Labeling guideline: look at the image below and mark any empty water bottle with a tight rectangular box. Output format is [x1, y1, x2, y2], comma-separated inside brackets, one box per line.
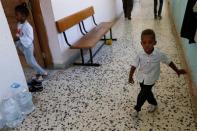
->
[10, 83, 26, 96]
[0, 113, 5, 129]
[1, 98, 24, 128]
[15, 91, 35, 115]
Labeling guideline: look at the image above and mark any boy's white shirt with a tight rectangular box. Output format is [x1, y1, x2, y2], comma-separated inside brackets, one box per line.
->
[132, 48, 171, 85]
[17, 21, 34, 48]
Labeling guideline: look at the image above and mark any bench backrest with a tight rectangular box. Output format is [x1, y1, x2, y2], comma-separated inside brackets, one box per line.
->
[56, 6, 95, 33]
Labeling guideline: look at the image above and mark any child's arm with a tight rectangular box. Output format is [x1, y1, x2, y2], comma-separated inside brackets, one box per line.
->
[169, 62, 186, 77]
[129, 54, 140, 84]
[160, 51, 186, 77]
[129, 66, 136, 84]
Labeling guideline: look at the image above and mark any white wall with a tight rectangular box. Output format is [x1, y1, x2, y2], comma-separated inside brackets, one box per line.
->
[50, 0, 123, 66]
[52, 0, 123, 22]
[0, 2, 27, 100]
[40, 0, 63, 65]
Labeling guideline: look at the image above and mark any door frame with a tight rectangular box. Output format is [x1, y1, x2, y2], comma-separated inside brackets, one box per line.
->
[1, 0, 53, 68]
[30, 0, 53, 68]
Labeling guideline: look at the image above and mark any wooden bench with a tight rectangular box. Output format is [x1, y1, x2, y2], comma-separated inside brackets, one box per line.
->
[56, 6, 117, 66]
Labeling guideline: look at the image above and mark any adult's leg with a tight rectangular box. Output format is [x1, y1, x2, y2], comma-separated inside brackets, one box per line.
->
[122, 0, 128, 18]
[158, 0, 163, 17]
[154, 0, 158, 17]
[127, 0, 133, 19]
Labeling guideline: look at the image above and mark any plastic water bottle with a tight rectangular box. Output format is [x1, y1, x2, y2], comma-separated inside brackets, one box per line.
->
[1, 98, 24, 128]
[15, 91, 35, 115]
[0, 113, 5, 129]
[10, 83, 26, 95]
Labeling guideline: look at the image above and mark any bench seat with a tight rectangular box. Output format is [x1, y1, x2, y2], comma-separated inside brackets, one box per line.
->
[70, 22, 113, 49]
[55, 6, 117, 66]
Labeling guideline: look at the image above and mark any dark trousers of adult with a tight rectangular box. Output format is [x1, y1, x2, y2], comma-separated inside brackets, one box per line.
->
[122, 0, 133, 18]
[154, 0, 164, 17]
[134, 82, 157, 112]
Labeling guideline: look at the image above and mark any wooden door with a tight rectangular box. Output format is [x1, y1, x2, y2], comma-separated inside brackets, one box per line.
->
[1, 0, 45, 67]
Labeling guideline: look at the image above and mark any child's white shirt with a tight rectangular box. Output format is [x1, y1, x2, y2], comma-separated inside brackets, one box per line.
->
[131, 48, 171, 85]
[16, 21, 34, 48]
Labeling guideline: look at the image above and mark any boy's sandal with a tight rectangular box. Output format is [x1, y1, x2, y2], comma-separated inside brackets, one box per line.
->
[29, 79, 42, 85]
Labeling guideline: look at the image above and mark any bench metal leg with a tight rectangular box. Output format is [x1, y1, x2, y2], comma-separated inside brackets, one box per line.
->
[74, 63, 100, 66]
[89, 49, 93, 64]
[110, 28, 117, 41]
[104, 35, 107, 43]
[100, 29, 117, 41]
[87, 48, 100, 66]
[74, 48, 100, 67]
[101, 35, 107, 42]
[90, 43, 105, 60]
[80, 49, 85, 64]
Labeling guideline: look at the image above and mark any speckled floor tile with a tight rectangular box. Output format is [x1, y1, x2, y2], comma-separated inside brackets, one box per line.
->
[8, 0, 197, 131]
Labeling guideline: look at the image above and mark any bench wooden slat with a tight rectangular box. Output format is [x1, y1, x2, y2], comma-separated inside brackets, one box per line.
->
[56, 6, 94, 32]
[70, 22, 114, 49]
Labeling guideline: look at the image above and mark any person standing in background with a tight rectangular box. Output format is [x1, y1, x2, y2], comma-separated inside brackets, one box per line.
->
[154, 0, 163, 20]
[122, 0, 133, 20]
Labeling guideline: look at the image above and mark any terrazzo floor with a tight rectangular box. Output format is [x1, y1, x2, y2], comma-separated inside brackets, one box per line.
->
[9, 0, 197, 131]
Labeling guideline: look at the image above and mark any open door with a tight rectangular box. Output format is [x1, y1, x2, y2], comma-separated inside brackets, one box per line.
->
[1, 0, 45, 67]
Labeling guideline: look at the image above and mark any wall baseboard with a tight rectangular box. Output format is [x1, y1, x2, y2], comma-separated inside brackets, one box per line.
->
[53, 51, 80, 69]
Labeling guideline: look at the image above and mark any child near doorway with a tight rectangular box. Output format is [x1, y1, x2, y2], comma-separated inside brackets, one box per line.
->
[14, 3, 47, 81]
[129, 29, 186, 117]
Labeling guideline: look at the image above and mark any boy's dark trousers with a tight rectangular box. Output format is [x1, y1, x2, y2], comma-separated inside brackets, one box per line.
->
[154, 0, 164, 16]
[134, 82, 157, 112]
[122, 0, 133, 18]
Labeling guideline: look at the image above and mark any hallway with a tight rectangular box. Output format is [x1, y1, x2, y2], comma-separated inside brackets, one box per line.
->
[14, 0, 197, 130]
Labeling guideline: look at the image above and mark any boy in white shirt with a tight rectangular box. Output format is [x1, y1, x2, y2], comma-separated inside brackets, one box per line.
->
[129, 29, 186, 117]
[14, 3, 47, 80]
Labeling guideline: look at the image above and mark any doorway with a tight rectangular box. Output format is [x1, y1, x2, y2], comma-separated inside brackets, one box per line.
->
[1, 0, 53, 68]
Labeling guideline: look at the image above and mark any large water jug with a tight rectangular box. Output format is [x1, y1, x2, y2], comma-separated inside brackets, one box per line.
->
[1, 98, 24, 128]
[15, 91, 35, 115]
[0, 113, 5, 129]
[10, 83, 26, 96]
